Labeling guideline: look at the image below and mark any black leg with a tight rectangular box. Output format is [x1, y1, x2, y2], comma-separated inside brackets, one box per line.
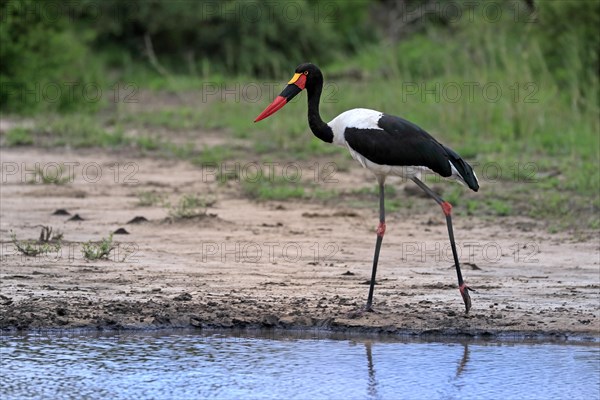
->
[366, 180, 386, 311]
[411, 177, 473, 313]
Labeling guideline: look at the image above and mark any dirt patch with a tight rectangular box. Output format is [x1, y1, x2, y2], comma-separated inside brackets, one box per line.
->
[1, 147, 598, 339]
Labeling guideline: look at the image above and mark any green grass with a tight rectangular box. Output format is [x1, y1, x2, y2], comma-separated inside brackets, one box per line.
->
[487, 199, 513, 217]
[43, 115, 128, 148]
[2, 9, 597, 232]
[4, 115, 127, 148]
[122, 107, 207, 131]
[192, 145, 234, 167]
[133, 135, 162, 151]
[242, 175, 305, 201]
[5, 127, 34, 146]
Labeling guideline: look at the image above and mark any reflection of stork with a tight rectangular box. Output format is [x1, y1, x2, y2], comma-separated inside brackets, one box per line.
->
[255, 63, 478, 312]
[364, 342, 378, 398]
[455, 342, 471, 378]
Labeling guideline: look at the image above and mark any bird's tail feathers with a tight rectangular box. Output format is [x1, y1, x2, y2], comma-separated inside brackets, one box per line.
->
[444, 146, 479, 192]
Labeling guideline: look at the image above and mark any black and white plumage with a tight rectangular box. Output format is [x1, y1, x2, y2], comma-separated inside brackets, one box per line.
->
[255, 63, 478, 313]
[330, 109, 479, 191]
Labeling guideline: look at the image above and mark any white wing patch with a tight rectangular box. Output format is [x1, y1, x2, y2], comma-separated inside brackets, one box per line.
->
[328, 108, 383, 147]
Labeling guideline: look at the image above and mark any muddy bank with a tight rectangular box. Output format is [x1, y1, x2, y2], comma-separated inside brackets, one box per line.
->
[1, 292, 598, 341]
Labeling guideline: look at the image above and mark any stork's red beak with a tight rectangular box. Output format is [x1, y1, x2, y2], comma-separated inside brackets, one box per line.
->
[254, 72, 307, 122]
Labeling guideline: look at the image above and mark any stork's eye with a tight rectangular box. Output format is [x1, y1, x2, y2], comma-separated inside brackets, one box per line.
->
[303, 71, 308, 75]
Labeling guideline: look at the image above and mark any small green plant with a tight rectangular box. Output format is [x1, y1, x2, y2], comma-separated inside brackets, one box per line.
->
[28, 164, 72, 185]
[5, 127, 34, 146]
[82, 233, 115, 260]
[166, 194, 212, 219]
[10, 227, 62, 257]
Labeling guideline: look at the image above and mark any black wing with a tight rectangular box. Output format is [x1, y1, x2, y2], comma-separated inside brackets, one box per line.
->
[344, 113, 479, 191]
[344, 113, 452, 177]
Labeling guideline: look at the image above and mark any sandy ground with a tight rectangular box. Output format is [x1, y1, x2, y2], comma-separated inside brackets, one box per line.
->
[1, 146, 599, 339]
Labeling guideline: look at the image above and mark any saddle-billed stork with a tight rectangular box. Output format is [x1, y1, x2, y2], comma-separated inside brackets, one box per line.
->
[254, 63, 479, 313]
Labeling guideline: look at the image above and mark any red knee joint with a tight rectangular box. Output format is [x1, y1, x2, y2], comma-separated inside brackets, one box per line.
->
[376, 222, 386, 237]
[441, 201, 452, 216]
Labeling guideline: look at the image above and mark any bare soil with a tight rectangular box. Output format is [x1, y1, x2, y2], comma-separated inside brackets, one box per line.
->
[1, 146, 599, 339]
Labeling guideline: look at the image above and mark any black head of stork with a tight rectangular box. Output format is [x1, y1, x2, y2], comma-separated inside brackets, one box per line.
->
[254, 63, 320, 122]
[254, 63, 477, 314]
[254, 63, 334, 145]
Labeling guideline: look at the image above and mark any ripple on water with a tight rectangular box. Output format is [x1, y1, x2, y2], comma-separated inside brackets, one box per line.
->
[1, 331, 599, 400]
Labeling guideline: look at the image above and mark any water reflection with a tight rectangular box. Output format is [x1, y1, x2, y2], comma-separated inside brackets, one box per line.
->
[0, 331, 598, 400]
[365, 341, 378, 399]
[455, 342, 470, 378]
[363, 340, 473, 396]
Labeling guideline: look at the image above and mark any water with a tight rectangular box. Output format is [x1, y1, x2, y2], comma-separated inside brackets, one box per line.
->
[1, 330, 598, 400]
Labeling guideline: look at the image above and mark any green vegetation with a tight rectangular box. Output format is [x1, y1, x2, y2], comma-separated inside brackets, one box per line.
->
[1, 0, 372, 113]
[193, 145, 235, 167]
[2, 0, 598, 231]
[11, 235, 61, 257]
[81, 0, 372, 77]
[0, 0, 102, 114]
[30, 115, 127, 148]
[123, 108, 208, 131]
[82, 233, 115, 260]
[487, 199, 513, 217]
[10, 227, 62, 257]
[5, 127, 33, 146]
[242, 175, 305, 201]
[241, 172, 340, 201]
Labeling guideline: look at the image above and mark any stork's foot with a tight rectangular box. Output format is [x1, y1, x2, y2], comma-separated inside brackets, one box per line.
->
[459, 283, 475, 314]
